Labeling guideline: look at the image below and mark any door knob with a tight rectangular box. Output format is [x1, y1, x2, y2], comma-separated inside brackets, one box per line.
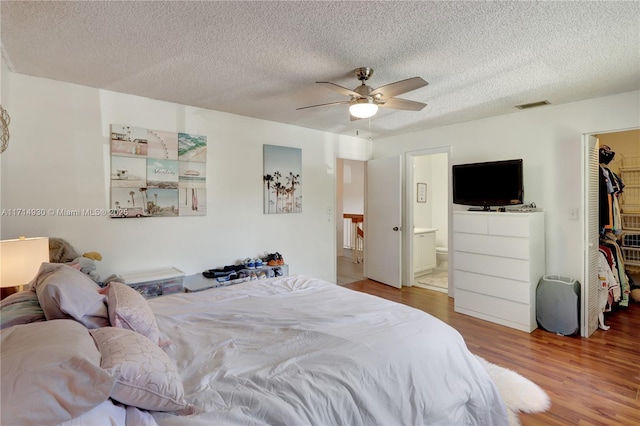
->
[393, 227, 399, 231]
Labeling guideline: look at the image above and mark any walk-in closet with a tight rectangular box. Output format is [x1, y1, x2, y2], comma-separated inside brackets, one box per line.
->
[597, 130, 640, 329]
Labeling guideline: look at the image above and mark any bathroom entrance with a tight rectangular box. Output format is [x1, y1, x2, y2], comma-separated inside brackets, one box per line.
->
[406, 148, 450, 294]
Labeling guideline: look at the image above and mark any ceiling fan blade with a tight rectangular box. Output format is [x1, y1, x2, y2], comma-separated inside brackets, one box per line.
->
[370, 77, 428, 99]
[296, 100, 350, 110]
[350, 114, 361, 122]
[316, 81, 361, 97]
[379, 97, 427, 111]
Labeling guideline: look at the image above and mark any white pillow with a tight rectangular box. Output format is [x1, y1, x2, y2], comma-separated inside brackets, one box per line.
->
[104, 281, 161, 345]
[1, 319, 116, 425]
[32, 263, 109, 328]
[90, 327, 187, 412]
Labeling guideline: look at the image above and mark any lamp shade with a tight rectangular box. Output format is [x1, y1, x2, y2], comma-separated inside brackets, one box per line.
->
[349, 99, 378, 119]
[1, 237, 49, 288]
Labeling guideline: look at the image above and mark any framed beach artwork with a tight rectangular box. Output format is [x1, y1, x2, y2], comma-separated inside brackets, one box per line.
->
[110, 125, 149, 157]
[147, 129, 178, 160]
[110, 187, 147, 217]
[178, 161, 206, 215]
[178, 132, 207, 162]
[179, 188, 206, 216]
[110, 124, 207, 217]
[263, 144, 302, 214]
[138, 188, 178, 217]
[111, 156, 146, 188]
[147, 159, 179, 189]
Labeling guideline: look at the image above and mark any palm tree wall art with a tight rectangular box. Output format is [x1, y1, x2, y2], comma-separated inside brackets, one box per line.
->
[263, 145, 302, 214]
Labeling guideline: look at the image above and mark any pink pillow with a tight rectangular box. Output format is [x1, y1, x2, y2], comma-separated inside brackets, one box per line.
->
[104, 281, 161, 345]
[90, 327, 187, 412]
[1, 320, 115, 425]
[31, 263, 109, 328]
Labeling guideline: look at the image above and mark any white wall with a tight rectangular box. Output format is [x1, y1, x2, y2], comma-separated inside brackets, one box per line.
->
[342, 159, 364, 215]
[430, 153, 448, 248]
[0, 70, 370, 283]
[374, 90, 640, 281]
[413, 156, 432, 229]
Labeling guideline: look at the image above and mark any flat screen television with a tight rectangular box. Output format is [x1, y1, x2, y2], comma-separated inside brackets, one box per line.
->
[452, 159, 524, 210]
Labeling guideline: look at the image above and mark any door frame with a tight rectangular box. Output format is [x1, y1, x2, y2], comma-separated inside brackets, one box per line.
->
[581, 126, 639, 337]
[405, 146, 453, 295]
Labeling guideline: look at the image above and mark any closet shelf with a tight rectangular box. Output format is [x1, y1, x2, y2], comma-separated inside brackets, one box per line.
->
[621, 157, 640, 168]
[621, 214, 640, 230]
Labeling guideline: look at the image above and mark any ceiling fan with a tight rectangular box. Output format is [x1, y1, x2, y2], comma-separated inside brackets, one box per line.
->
[297, 67, 428, 120]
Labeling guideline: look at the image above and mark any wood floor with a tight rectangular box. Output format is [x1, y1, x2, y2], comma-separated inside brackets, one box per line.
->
[336, 253, 364, 285]
[343, 279, 640, 426]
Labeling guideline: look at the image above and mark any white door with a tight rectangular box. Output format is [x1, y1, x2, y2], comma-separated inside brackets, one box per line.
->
[365, 156, 402, 288]
[583, 135, 600, 336]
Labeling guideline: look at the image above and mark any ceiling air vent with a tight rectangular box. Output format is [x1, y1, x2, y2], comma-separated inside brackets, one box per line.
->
[514, 100, 550, 110]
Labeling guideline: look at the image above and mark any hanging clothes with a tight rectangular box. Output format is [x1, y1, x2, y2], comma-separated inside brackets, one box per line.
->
[598, 247, 621, 310]
[599, 233, 630, 307]
[599, 165, 625, 234]
[598, 143, 632, 310]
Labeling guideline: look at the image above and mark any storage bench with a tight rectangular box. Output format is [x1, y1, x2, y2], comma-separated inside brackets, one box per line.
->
[117, 267, 185, 299]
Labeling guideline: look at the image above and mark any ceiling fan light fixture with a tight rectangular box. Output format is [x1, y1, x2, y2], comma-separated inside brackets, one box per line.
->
[349, 98, 378, 119]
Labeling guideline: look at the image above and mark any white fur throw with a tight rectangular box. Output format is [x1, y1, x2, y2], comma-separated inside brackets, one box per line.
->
[475, 355, 551, 426]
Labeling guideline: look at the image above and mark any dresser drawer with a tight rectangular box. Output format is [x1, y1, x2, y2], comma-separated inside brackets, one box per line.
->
[488, 214, 532, 237]
[454, 252, 531, 281]
[455, 289, 532, 331]
[454, 270, 530, 303]
[453, 213, 488, 234]
[454, 212, 535, 237]
[453, 232, 530, 259]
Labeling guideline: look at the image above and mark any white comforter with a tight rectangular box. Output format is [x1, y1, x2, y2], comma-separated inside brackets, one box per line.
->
[148, 275, 508, 425]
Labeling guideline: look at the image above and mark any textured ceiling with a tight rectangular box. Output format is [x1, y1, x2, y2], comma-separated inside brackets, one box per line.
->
[1, 1, 639, 139]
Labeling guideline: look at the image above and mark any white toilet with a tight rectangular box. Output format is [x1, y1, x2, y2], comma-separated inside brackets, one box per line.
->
[436, 247, 448, 271]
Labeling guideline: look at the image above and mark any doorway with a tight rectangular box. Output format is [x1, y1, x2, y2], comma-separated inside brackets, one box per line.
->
[336, 158, 365, 285]
[582, 128, 640, 337]
[405, 148, 451, 295]
[336, 148, 451, 290]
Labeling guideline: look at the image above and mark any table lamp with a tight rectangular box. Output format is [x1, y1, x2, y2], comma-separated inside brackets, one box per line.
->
[0, 236, 49, 298]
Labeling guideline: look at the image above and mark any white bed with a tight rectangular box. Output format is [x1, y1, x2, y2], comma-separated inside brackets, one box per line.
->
[1, 265, 508, 425]
[148, 275, 508, 425]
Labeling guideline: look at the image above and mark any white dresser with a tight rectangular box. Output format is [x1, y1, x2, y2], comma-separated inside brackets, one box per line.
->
[453, 211, 545, 332]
